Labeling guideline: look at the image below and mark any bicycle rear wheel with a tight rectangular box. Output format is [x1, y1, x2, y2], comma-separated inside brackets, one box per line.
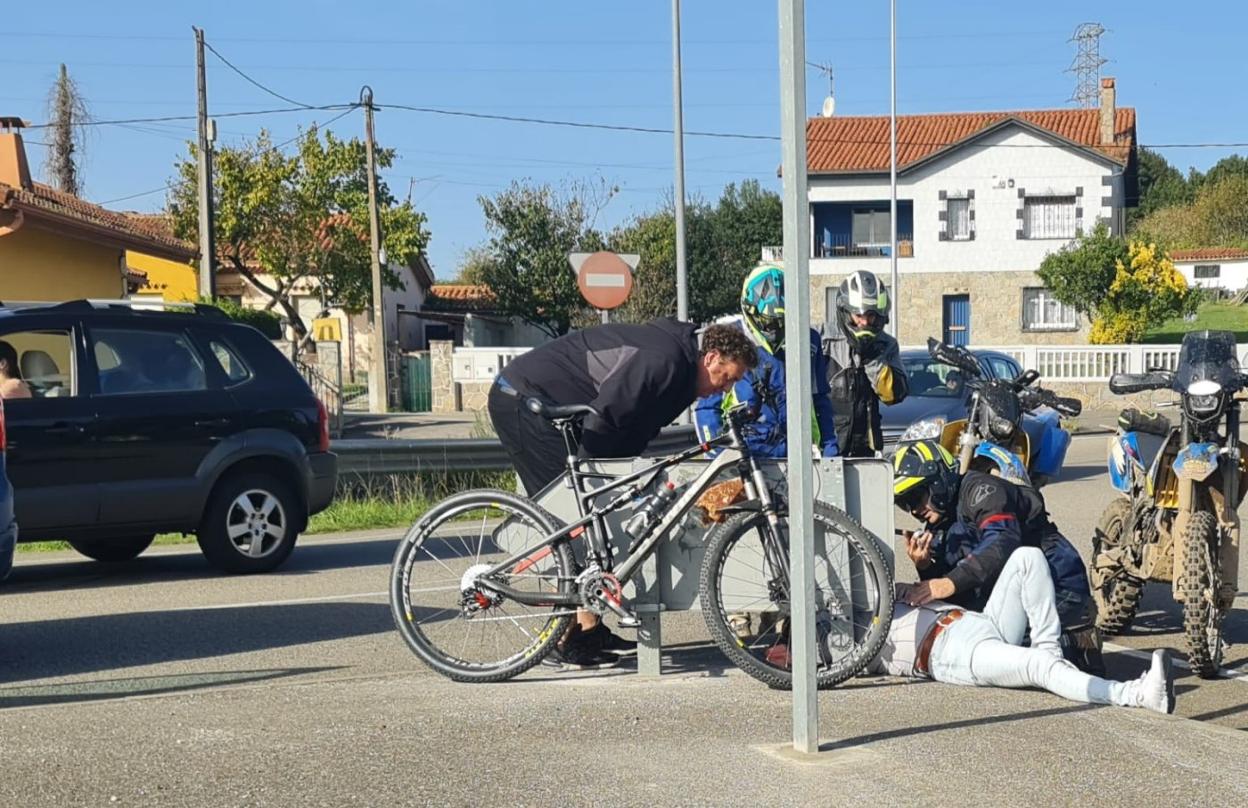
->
[390, 489, 575, 683]
[699, 501, 893, 690]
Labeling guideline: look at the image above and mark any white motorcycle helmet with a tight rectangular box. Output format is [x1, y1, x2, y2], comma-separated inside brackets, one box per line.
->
[836, 270, 890, 345]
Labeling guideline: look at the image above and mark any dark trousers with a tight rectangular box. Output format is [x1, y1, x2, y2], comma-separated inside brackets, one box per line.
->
[488, 383, 573, 496]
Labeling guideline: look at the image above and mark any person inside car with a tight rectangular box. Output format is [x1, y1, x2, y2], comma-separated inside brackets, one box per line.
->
[0, 341, 32, 399]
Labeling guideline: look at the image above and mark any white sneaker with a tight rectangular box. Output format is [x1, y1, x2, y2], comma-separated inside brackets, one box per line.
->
[1133, 649, 1175, 715]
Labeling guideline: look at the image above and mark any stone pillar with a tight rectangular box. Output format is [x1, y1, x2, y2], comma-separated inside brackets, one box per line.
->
[430, 340, 457, 413]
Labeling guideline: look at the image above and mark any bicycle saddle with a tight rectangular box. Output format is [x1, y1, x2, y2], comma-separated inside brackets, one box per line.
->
[524, 397, 601, 421]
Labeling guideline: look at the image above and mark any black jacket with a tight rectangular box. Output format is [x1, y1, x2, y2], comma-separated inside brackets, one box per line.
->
[919, 471, 1087, 611]
[499, 317, 700, 458]
[821, 324, 907, 456]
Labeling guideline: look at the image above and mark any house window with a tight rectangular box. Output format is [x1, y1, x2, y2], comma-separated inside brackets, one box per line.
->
[1023, 195, 1076, 239]
[851, 209, 891, 247]
[1194, 265, 1221, 279]
[948, 197, 971, 240]
[1022, 288, 1079, 331]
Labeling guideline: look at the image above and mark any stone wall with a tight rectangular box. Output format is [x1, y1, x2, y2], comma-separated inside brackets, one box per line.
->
[430, 340, 457, 413]
[430, 339, 496, 414]
[810, 270, 1091, 346]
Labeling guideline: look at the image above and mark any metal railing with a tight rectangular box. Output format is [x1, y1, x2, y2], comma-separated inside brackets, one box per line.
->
[907, 342, 1248, 383]
[333, 424, 699, 476]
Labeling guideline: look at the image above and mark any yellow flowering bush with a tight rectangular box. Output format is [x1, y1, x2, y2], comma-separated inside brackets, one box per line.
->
[1089, 242, 1195, 343]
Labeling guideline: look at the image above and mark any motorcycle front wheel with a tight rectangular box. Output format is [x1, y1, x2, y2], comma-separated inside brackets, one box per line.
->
[1090, 498, 1145, 636]
[1179, 510, 1225, 678]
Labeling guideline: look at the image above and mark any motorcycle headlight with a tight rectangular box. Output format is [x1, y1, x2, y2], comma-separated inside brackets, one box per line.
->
[1187, 393, 1222, 414]
[899, 417, 946, 443]
[1187, 380, 1222, 397]
[988, 416, 1017, 441]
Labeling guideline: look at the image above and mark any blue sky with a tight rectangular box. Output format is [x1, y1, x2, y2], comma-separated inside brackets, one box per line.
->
[3, 1, 1244, 277]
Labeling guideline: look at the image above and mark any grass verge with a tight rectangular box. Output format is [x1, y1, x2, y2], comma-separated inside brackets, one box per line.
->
[1144, 302, 1248, 343]
[16, 470, 516, 554]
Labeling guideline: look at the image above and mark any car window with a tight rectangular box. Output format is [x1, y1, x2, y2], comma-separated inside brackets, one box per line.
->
[208, 338, 252, 385]
[91, 328, 208, 395]
[903, 358, 965, 398]
[988, 356, 1020, 381]
[0, 329, 78, 399]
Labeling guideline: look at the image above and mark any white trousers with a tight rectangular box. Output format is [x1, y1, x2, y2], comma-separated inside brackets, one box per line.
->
[929, 548, 1133, 707]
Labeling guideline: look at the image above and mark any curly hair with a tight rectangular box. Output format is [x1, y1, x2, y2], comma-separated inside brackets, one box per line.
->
[699, 323, 758, 369]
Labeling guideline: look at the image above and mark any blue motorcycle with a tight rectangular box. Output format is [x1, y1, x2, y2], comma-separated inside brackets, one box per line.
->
[923, 338, 1081, 488]
[1095, 329, 1245, 677]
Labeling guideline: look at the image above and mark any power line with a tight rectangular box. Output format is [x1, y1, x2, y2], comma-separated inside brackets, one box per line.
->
[201, 37, 316, 109]
[96, 105, 359, 207]
[25, 104, 350, 130]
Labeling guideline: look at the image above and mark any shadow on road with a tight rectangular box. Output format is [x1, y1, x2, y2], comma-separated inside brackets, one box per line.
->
[0, 601, 394, 686]
[0, 666, 344, 709]
[821, 703, 1098, 750]
[4, 537, 404, 594]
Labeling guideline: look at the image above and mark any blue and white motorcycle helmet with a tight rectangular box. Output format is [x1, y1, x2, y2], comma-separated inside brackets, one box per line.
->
[970, 442, 1032, 487]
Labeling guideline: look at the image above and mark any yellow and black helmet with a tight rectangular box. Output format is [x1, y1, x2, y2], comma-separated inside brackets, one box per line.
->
[893, 439, 959, 515]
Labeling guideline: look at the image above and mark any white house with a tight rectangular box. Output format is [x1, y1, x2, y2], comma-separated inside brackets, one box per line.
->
[1170, 248, 1248, 292]
[791, 77, 1137, 346]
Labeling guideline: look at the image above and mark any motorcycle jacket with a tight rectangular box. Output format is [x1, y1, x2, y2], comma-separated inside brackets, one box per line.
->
[821, 322, 907, 456]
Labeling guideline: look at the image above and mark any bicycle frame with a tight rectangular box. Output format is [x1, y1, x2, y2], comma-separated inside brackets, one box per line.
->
[476, 415, 788, 608]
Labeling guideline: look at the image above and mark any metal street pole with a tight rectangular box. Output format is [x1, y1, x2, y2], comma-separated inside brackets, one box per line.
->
[362, 86, 389, 414]
[672, 0, 688, 323]
[888, 0, 899, 338]
[194, 27, 216, 300]
[778, 0, 818, 755]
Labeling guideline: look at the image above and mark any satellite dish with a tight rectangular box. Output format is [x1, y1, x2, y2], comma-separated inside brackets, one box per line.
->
[821, 96, 836, 118]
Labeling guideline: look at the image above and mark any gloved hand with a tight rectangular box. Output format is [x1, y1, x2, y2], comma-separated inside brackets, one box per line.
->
[857, 337, 882, 363]
[820, 441, 839, 458]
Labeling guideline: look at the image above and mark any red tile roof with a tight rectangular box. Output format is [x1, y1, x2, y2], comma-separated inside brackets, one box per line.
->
[424, 284, 497, 312]
[806, 108, 1136, 174]
[0, 181, 196, 260]
[1168, 248, 1248, 262]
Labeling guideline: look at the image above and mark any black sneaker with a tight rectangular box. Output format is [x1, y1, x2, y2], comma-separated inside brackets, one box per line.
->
[585, 622, 638, 656]
[540, 641, 620, 671]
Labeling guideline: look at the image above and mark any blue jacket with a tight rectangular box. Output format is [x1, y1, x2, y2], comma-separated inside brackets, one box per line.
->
[695, 324, 839, 458]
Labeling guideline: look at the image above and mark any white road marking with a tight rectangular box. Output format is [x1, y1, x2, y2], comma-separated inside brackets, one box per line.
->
[1103, 641, 1248, 684]
[163, 590, 388, 612]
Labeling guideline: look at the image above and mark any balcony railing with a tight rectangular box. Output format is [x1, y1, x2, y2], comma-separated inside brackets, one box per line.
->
[760, 236, 915, 263]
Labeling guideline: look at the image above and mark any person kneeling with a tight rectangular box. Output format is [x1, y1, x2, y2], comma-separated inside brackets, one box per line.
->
[867, 547, 1175, 715]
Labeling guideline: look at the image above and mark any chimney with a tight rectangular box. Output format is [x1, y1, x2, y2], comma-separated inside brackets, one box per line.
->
[1099, 78, 1116, 146]
[0, 117, 33, 189]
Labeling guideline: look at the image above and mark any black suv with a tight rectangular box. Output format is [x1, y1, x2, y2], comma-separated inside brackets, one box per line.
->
[0, 299, 337, 573]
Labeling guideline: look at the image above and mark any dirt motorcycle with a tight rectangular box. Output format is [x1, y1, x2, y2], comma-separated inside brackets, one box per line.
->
[908, 337, 1082, 487]
[1094, 329, 1245, 677]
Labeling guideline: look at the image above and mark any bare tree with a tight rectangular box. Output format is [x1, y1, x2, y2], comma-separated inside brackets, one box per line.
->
[44, 64, 90, 195]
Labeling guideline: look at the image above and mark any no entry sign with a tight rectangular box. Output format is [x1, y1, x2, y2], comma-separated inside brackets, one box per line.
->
[568, 251, 638, 310]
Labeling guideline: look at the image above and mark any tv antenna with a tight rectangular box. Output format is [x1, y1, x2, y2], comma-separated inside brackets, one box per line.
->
[808, 61, 836, 117]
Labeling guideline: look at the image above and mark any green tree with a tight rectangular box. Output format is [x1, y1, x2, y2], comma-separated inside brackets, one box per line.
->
[1128, 147, 1191, 230]
[453, 246, 495, 285]
[476, 179, 612, 338]
[168, 126, 430, 339]
[1134, 175, 1248, 250]
[1036, 223, 1131, 323]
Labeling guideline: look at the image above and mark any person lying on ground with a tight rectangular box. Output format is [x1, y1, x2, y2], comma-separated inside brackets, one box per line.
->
[866, 547, 1174, 714]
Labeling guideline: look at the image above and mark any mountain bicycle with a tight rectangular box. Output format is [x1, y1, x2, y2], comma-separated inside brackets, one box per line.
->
[389, 395, 893, 689]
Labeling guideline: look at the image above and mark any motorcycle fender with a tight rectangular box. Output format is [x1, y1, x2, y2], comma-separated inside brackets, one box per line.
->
[1172, 442, 1220, 482]
[939, 419, 967, 456]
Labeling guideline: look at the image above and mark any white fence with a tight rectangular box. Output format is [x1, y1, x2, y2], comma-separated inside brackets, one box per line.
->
[906, 343, 1248, 382]
[452, 346, 531, 383]
[460, 342, 1246, 386]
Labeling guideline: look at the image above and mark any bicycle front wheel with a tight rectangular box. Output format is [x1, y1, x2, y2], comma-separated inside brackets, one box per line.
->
[390, 489, 575, 683]
[699, 501, 893, 690]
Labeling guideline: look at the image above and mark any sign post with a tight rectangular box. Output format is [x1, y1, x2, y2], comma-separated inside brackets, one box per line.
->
[568, 251, 638, 321]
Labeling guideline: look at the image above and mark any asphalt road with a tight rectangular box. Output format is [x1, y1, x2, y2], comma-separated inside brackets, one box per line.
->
[1, 435, 1246, 806]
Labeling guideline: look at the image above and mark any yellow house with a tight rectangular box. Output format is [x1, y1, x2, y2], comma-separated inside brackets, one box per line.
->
[124, 220, 199, 302]
[0, 117, 195, 301]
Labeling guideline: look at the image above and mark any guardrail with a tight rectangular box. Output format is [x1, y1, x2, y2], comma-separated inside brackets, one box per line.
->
[333, 425, 700, 476]
[904, 342, 1248, 382]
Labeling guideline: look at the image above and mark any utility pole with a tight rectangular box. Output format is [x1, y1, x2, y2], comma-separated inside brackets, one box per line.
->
[672, 0, 688, 323]
[362, 86, 389, 414]
[194, 27, 216, 299]
[888, 0, 899, 337]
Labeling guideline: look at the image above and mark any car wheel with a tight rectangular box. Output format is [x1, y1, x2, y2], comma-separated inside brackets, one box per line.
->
[68, 535, 156, 563]
[198, 472, 299, 574]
